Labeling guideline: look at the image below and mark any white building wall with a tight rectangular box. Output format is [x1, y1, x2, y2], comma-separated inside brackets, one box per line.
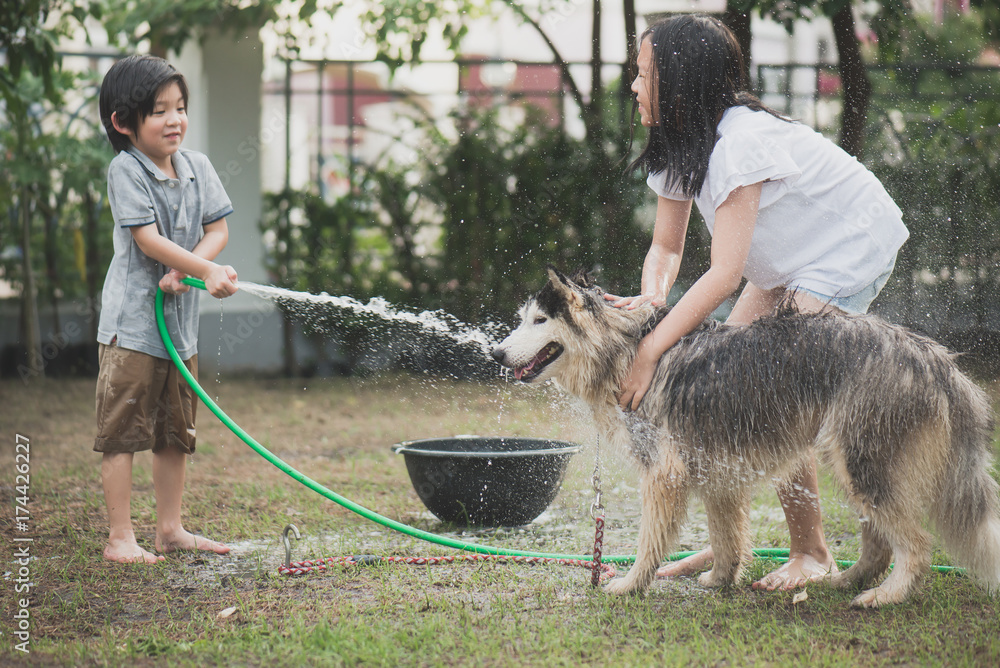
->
[172, 32, 285, 374]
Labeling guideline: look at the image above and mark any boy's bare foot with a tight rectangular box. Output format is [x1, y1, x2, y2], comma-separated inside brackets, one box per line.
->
[103, 539, 164, 564]
[656, 547, 714, 578]
[751, 552, 837, 591]
[156, 530, 230, 555]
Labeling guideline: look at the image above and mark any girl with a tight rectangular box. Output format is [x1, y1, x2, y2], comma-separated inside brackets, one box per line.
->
[608, 15, 908, 590]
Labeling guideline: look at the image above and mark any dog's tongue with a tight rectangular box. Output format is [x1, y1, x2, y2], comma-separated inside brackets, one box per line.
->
[513, 347, 552, 380]
[514, 356, 541, 380]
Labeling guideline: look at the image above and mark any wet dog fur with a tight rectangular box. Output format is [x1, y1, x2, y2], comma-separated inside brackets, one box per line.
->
[492, 267, 1000, 607]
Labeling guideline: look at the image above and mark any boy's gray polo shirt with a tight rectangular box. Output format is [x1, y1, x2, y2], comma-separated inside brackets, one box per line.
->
[97, 146, 233, 360]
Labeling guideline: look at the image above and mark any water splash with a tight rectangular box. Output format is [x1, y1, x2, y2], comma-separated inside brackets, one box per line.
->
[216, 298, 224, 402]
[237, 280, 504, 357]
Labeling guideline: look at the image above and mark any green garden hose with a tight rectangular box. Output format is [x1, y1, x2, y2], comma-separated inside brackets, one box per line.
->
[156, 277, 961, 574]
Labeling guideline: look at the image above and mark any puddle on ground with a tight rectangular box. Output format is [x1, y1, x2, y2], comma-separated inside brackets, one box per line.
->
[160, 486, 811, 592]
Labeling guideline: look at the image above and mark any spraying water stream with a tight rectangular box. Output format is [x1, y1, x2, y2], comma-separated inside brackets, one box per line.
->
[236, 280, 504, 359]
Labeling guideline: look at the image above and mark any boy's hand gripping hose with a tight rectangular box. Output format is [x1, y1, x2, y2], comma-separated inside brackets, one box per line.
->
[155, 278, 961, 576]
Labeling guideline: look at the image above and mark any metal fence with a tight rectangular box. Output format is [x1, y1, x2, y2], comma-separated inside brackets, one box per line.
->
[756, 61, 1000, 132]
[262, 57, 626, 196]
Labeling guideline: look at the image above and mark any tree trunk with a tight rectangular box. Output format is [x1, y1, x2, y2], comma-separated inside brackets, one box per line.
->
[591, 0, 602, 114]
[278, 195, 297, 376]
[722, 6, 753, 88]
[831, 3, 871, 158]
[946, 166, 963, 335]
[43, 208, 61, 335]
[501, 0, 591, 135]
[83, 187, 100, 341]
[20, 189, 44, 380]
[619, 0, 637, 111]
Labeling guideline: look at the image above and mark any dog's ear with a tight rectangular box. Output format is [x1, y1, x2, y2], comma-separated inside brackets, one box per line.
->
[545, 265, 567, 285]
[545, 265, 585, 310]
[567, 266, 598, 289]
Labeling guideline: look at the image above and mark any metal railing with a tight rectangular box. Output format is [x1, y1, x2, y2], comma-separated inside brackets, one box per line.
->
[756, 61, 1000, 132]
[263, 57, 628, 194]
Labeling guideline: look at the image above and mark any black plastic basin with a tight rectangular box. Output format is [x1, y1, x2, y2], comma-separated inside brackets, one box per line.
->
[392, 436, 581, 527]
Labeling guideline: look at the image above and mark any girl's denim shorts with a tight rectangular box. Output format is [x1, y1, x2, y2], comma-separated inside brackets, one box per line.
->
[791, 257, 896, 315]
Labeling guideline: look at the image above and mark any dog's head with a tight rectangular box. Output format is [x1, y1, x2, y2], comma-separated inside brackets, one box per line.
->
[492, 266, 655, 390]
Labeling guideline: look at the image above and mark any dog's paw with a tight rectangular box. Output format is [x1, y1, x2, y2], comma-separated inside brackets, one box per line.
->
[850, 586, 901, 609]
[697, 568, 735, 589]
[829, 570, 860, 590]
[603, 577, 645, 596]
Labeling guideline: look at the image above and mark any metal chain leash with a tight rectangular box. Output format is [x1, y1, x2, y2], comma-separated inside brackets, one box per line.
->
[277, 552, 618, 578]
[278, 524, 617, 579]
[590, 434, 605, 587]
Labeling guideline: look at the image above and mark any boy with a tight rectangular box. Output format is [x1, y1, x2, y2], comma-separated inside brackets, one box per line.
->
[96, 55, 239, 563]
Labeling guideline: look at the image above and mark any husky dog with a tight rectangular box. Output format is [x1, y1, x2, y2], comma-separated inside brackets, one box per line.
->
[492, 267, 1000, 607]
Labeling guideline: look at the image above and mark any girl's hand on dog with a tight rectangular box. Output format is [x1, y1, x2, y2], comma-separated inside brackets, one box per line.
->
[617, 333, 660, 411]
[604, 293, 665, 310]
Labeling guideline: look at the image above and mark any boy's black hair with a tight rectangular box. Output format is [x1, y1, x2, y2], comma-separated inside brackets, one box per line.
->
[627, 15, 788, 198]
[99, 55, 189, 154]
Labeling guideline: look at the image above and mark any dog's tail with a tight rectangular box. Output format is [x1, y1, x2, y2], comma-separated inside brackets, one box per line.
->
[933, 367, 1000, 593]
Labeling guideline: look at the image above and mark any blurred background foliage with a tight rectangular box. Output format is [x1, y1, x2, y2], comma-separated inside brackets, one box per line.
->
[861, 10, 1000, 359]
[4, 0, 1000, 376]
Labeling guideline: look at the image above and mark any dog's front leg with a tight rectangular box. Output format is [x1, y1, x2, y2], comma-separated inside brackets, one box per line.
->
[605, 449, 689, 596]
[697, 486, 753, 588]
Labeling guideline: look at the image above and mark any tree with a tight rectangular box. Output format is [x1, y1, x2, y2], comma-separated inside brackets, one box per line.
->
[101, 0, 283, 56]
[741, 1, 894, 158]
[829, 2, 871, 157]
[1, 0, 100, 379]
[0, 1, 330, 379]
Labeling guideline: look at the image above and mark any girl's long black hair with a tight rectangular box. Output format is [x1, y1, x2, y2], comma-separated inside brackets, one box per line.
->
[628, 15, 787, 198]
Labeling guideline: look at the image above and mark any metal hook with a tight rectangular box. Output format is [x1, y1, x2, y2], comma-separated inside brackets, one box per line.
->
[590, 492, 604, 520]
[282, 524, 301, 569]
[590, 433, 604, 519]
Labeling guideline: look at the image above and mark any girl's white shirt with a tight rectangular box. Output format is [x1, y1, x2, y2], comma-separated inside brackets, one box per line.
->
[647, 106, 908, 297]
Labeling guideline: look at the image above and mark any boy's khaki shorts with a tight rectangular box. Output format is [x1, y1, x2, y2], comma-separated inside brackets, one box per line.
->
[94, 343, 199, 454]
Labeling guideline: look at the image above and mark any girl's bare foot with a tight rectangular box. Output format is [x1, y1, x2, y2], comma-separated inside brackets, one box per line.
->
[103, 539, 164, 564]
[751, 552, 837, 591]
[156, 529, 230, 555]
[658, 547, 836, 591]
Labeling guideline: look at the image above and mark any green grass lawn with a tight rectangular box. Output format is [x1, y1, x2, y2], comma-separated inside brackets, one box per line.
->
[2, 374, 999, 666]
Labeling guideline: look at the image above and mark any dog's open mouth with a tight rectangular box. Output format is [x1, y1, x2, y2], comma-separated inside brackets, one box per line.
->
[513, 343, 564, 381]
